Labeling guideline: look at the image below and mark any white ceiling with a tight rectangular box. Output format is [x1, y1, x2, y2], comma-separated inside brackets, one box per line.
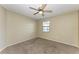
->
[1, 4, 79, 20]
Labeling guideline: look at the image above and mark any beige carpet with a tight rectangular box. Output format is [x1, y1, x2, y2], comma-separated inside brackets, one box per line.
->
[1, 38, 79, 54]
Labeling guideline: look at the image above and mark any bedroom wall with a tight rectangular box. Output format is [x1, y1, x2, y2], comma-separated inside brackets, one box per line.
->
[0, 6, 6, 50]
[6, 11, 37, 46]
[0, 5, 37, 49]
[37, 11, 79, 47]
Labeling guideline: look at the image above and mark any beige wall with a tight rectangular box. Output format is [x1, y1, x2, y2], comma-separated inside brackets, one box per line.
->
[0, 6, 6, 50]
[78, 11, 79, 46]
[6, 11, 36, 46]
[0, 5, 37, 48]
[37, 11, 79, 47]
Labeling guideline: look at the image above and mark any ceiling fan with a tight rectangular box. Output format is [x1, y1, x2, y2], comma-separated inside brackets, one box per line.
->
[29, 4, 52, 16]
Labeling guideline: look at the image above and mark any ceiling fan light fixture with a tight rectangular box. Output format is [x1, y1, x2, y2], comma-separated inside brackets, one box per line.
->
[39, 11, 43, 14]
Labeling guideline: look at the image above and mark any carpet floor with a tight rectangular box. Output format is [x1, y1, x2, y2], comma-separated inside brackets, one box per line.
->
[1, 38, 79, 54]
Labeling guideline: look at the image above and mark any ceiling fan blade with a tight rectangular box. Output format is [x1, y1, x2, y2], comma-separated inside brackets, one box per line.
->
[44, 10, 52, 13]
[33, 12, 39, 15]
[29, 7, 38, 11]
[40, 4, 47, 10]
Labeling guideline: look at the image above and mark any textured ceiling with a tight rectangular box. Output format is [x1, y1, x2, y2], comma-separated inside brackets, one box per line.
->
[1, 4, 79, 20]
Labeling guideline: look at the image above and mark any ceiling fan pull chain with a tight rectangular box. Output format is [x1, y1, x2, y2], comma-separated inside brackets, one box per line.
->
[43, 15, 44, 20]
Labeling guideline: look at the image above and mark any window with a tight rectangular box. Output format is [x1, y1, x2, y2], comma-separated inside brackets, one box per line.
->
[42, 21, 50, 32]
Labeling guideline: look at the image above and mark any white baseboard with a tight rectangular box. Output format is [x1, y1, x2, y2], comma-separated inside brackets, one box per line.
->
[39, 37, 79, 48]
[0, 46, 7, 52]
[0, 38, 37, 52]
